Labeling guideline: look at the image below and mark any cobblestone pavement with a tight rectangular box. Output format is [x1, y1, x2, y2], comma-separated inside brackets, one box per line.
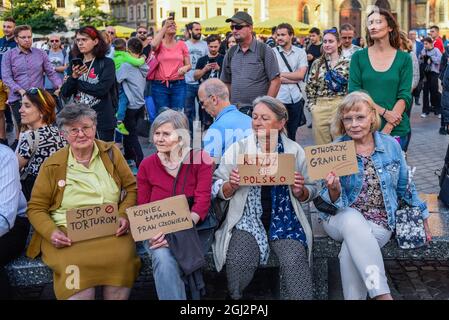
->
[9, 96, 449, 300]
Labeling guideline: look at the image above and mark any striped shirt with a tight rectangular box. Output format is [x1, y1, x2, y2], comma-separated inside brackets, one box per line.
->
[0, 145, 27, 237]
[221, 38, 280, 106]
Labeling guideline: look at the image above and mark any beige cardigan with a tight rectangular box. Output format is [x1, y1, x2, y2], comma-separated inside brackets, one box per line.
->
[211, 133, 319, 272]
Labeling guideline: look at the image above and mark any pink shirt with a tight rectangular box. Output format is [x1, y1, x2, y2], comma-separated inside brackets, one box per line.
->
[136, 151, 213, 221]
[154, 40, 189, 81]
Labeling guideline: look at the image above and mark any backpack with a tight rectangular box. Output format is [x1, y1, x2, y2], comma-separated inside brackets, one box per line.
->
[146, 52, 159, 81]
[225, 39, 267, 77]
[99, 58, 119, 112]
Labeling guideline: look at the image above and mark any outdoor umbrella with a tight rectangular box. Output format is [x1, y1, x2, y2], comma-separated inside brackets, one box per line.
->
[253, 18, 310, 36]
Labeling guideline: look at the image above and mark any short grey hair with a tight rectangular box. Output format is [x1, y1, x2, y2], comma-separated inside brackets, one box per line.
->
[149, 109, 190, 143]
[252, 96, 289, 134]
[200, 78, 229, 101]
[56, 103, 97, 130]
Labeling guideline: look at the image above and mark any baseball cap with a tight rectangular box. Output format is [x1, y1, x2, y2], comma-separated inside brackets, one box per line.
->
[225, 11, 253, 25]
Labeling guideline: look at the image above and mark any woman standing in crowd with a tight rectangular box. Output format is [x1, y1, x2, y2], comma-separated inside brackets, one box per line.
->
[137, 110, 213, 300]
[17, 88, 66, 200]
[150, 17, 191, 113]
[61, 26, 117, 142]
[349, 9, 413, 151]
[306, 28, 349, 145]
[219, 32, 236, 55]
[26, 104, 141, 300]
[318, 92, 431, 300]
[213, 96, 318, 300]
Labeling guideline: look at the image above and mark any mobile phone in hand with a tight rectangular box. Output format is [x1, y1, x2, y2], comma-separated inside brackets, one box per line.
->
[71, 58, 84, 68]
[169, 11, 175, 20]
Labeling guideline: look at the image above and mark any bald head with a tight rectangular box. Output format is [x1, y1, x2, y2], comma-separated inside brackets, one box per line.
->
[198, 79, 230, 118]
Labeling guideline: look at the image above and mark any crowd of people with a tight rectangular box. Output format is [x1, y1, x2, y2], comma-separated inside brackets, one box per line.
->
[0, 7, 447, 300]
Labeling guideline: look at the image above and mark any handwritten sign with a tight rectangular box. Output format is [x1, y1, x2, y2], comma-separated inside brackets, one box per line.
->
[126, 195, 193, 242]
[237, 153, 295, 186]
[66, 203, 120, 242]
[304, 140, 358, 181]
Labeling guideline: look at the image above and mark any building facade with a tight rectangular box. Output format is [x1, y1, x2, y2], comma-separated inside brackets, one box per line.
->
[269, 0, 449, 37]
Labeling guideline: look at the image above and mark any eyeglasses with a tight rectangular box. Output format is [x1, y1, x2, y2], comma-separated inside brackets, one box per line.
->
[230, 24, 249, 30]
[107, 31, 115, 35]
[26, 87, 47, 105]
[65, 125, 94, 137]
[50, 40, 60, 43]
[138, 31, 147, 34]
[341, 115, 369, 125]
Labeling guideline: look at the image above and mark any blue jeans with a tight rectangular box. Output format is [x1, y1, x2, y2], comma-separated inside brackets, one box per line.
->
[116, 86, 129, 121]
[184, 83, 199, 132]
[151, 80, 186, 113]
[144, 242, 186, 300]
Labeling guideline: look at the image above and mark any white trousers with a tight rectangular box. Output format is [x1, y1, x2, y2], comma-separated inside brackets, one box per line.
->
[321, 207, 393, 300]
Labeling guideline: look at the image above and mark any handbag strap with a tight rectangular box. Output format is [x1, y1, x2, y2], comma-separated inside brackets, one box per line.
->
[172, 149, 195, 196]
[276, 46, 302, 92]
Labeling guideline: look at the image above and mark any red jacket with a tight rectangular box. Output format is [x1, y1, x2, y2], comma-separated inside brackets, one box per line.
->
[137, 150, 213, 221]
[434, 37, 445, 54]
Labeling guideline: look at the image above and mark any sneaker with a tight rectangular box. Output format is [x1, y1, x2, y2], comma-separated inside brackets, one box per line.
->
[115, 122, 129, 135]
[438, 114, 442, 119]
[414, 98, 421, 105]
[439, 127, 447, 135]
[420, 113, 428, 118]
[307, 123, 312, 128]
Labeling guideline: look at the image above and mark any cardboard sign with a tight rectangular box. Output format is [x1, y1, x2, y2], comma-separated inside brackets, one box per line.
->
[304, 140, 359, 181]
[126, 195, 193, 242]
[66, 203, 120, 242]
[237, 153, 295, 186]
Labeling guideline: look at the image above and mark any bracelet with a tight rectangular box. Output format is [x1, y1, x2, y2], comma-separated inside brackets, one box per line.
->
[382, 109, 387, 117]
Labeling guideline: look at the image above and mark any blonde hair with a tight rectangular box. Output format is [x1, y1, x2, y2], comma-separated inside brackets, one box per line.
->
[399, 31, 412, 52]
[332, 91, 381, 136]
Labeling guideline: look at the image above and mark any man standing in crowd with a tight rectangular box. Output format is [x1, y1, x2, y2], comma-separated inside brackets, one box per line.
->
[430, 25, 445, 54]
[409, 30, 424, 105]
[194, 34, 224, 129]
[105, 26, 116, 58]
[0, 17, 16, 146]
[273, 23, 308, 141]
[199, 78, 252, 162]
[420, 37, 442, 125]
[221, 11, 280, 115]
[340, 24, 361, 60]
[184, 22, 208, 132]
[1, 25, 62, 149]
[306, 27, 322, 71]
[137, 25, 153, 58]
[44, 34, 68, 111]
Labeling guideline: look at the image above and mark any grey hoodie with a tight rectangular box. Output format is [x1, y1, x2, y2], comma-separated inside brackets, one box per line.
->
[420, 47, 442, 74]
[116, 62, 149, 109]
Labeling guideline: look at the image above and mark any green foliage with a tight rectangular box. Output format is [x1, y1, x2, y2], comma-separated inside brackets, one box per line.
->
[76, 0, 115, 28]
[1, 0, 67, 34]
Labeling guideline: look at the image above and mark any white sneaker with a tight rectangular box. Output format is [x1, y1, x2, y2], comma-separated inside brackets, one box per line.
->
[421, 113, 428, 118]
[438, 114, 442, 119]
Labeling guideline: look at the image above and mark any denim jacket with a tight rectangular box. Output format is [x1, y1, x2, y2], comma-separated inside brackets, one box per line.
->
[319, 131, 429, 230]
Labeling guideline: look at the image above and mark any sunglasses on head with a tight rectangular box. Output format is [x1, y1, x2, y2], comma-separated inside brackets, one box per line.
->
[26, 87, 47, 105]
[324, 28, 338, 35]
[230, 24, 248, 30]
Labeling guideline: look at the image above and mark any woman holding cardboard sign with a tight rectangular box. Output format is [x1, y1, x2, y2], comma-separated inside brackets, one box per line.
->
[26, 104, 141, 300]
[137, 109, 213, 300]
[212, 96, 319, 300]
[318, 91, 431, 300]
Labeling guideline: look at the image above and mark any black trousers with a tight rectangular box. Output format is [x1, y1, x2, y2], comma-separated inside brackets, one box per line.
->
[423, 72, 441, 115]
[0, 217, 30, 299]
[284, 99, 306, 141]
[123, 106, 144, 167]
[96, 129, 115, 142]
